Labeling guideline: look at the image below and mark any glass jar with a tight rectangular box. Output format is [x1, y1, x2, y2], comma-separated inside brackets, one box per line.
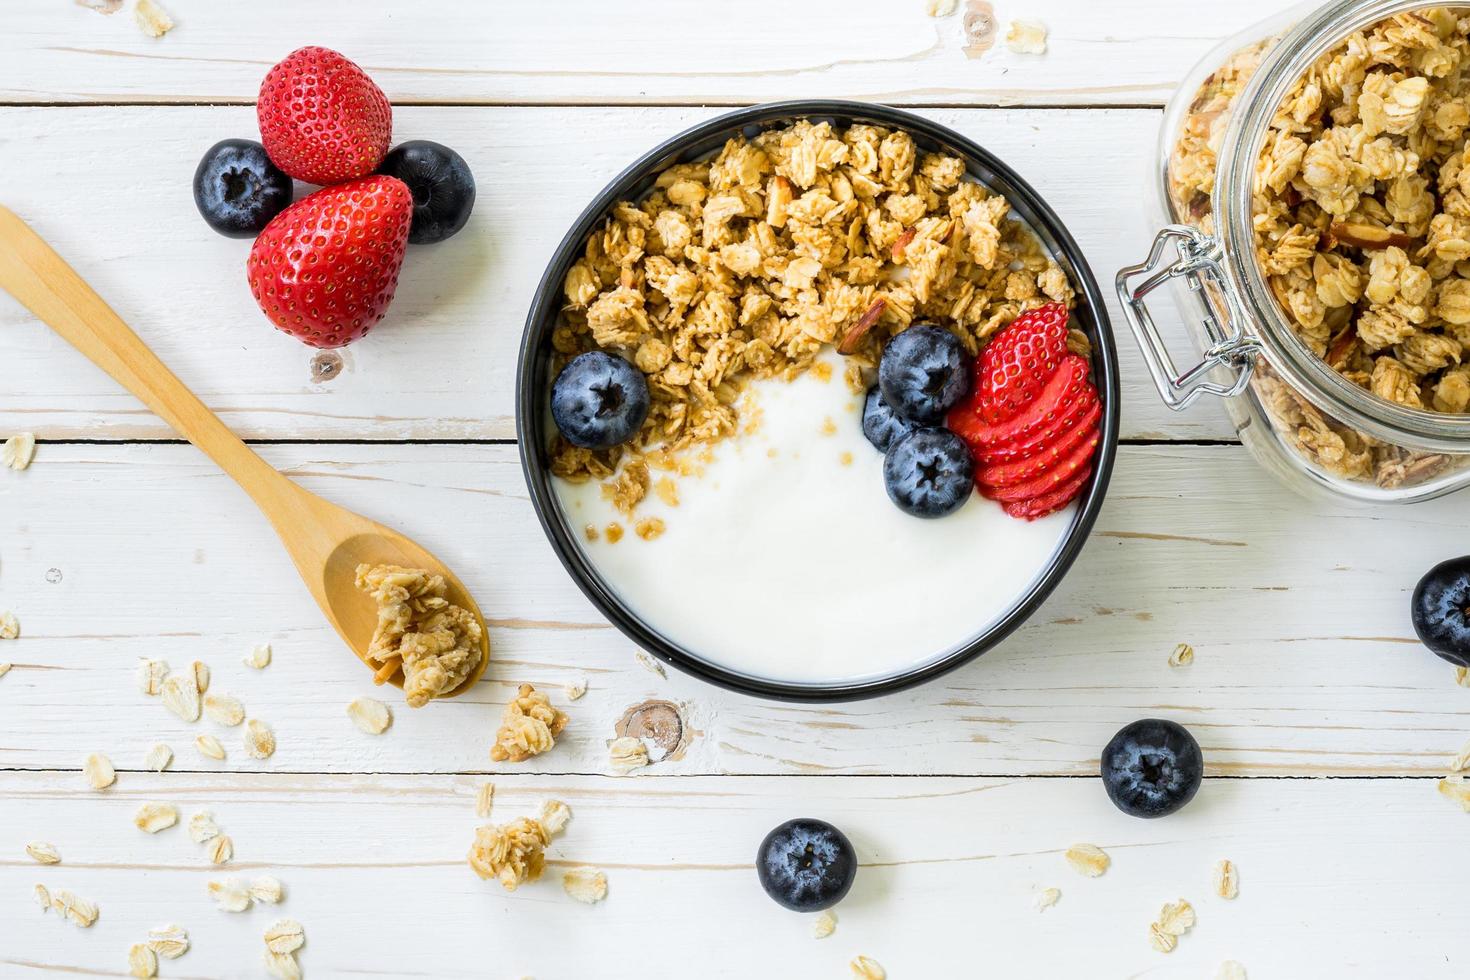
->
[1120, 0, 1470, 502]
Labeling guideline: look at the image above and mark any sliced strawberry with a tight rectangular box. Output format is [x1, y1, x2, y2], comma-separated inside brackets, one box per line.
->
[980, 428, 1099, 502]
[951, 354, 1091, 449]
[1003, 465, 1093, 520]
[977, 303, 1070, 423]
[978, 416, 1100, 489]
[979, 392, 1099, 466]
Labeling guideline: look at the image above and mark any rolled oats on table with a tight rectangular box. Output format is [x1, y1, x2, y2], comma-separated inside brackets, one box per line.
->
[208, 877, 252, 912]
[0, 610, 19, 640]
[2, 432, 36, 470]
[1214, 857, 1240, 899]
[355, 563, 484, 708]
[134, 802, 179, 833]
[251, 875, 285, 904]
[128, 942, 158, 979]
[1064, 842, 1110, 877]
[1171, 11, 1470, 488]
[489, 684, 568, 763]
[245, 643, 272, 669]
[551, 119, 1074, 514]
[347, 696, 393, 734]
[84, 752, 116, 790]
[812, 908, 837, 938]
[608, 735, 650, 775]
[245, 718, 276, 759]
[51, 888, 99, 927]
[204, 692, 245, 726]
[25, 842, 61, 865]
[194, 734, 227, 761]
[137, 658, 168, 696]
[146, 923, 190, 959]
[561, 866, 609, 904]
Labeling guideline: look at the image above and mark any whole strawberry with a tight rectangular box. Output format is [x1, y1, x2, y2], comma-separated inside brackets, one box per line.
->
[258, 46, 392, 185]
[246, 176, 413, 349]
[976, 302, 1069, 423]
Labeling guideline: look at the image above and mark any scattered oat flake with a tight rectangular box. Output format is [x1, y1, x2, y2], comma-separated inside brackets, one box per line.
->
[1149, 921, 1178, 953]
[2, 433, 36, 470]
[850, 955, 886, 980]
[134, 803, 179, 833]
[1439, 774, 1470, 811]
[926, 0, 958, 16]
[137, 659, 168, 696]
[475, 782, 495, 818]
[189, 810, 220, 843]
[195, 734, 226, 761]
[1451, 739, 1470, 772]
[564, 678, 587, 701]
[609, 735, 650, 775]
[208, 835, 234, 865]
[1064, 843, 1109, 877]
[146, 923, 189, 959]
[1169, 642, 1194, 666]
[1005, 18, 1047, 54]
[145, 743, 173, 772]
[52, 888, 99, 927]
[347, 696, 392, 734]
[1214, 858, 1239, 899]
[1157, 898, 1196, 936]
[161, 671, 201, 722]
[245, 643, 272, 669]
[134, 0, 174, 37]
[264, 918, 306, 955]
[0, 611, 19, 640]
[1457, 666, 1470, 688]
[634, 649, 667, 678]
[541, 799, 572, 835]
[812, 908, 837, 938]
[245, 718, 276, 759]
[26, 842, 60, 864]
[264, 950, 303, 980]
[128, 942, 158, 978]
[251, 876, 284, 904]
[204, 692, 245, 727]
[85, 752, 116, 790]
[208, 877, 251, 912]
[0, 663, 10, 678]
[562, 866, 608, 904]
[1034, 886, 1061, 911]
[34, 883, 50, 911]
[1216, 961, 1248, 980]
[192, 660, 210, 694]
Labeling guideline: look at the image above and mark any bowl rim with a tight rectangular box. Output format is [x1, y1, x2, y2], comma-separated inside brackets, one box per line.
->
[515, 99, 1120, 702]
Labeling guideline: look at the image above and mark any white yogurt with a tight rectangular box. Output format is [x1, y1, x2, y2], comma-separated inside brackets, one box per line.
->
[553, 351, 1076, 684]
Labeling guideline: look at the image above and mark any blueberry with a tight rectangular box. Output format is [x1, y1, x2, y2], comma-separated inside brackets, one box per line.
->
[551, 351, 650, 449]
[877, 323, 971, 425]
[882, 428, 973, 518]
[756, 818, 856, 912]
[1100, 719, 1203, 819]
[192, 139, 293, 238]
[861, 385, 918, 453]
[377, 140, 476, 244]
[1412, 556, 1470, 667]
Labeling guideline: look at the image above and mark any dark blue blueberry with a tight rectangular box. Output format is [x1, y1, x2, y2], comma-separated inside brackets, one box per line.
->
[756, 818, 856, 912]
[192, 139, 293, 239]
[1412, 556, 1470, 667]
[877, 323, 971, 425]
[882, 428, 973, 518]
[551, 351, 650, 449]
[377, 140, 476, 244]
[1100, 719, 1203, 819]
[861, 385, 918, 453]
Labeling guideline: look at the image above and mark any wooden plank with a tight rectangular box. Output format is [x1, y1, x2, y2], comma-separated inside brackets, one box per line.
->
[2, 771, 1466, 976]
[4, 0, 1291, 108]
[0, 104, 1228, 442]
[2, 443, 1464, 777]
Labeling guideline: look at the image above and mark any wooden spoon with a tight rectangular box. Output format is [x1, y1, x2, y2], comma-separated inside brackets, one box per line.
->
[0, 205, 489, 699]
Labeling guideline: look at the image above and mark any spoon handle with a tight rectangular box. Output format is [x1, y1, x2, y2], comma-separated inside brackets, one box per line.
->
[0, 205, 294, 507]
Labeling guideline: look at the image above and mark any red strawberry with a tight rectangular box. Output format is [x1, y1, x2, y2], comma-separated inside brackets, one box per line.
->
[1003, 465, 1093, 520]
[246, 175, 413, 349]
[978, 417, 1099, 489]
[949, 354, 1091, 449]
[979, 430, 1099, 503]
[979, 394, 1099, 466]
[257, 46, 392, 185]
[976, 303, 1070, 423]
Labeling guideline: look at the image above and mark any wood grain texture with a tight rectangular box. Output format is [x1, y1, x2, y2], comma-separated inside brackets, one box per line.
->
[3, 771, 1467, 977]
[1, 0, 1288, 107]
[0, 104, 1230, 442]
[4, 443, 1465, 777]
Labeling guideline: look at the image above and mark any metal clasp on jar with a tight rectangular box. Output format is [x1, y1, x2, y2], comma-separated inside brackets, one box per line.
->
[1116, 224, 1262, 411]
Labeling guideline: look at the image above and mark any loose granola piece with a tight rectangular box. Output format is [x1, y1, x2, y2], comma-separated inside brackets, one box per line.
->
[51, 888, 99, 927]
[812, 909, 837, 938]
[264, 951, 303, 980]
[146, 923, 189, 959]
[208, 877, 252, 912]
[1005, 19, 1048, 54]
[1169, 642, 1194, 667]
[84, 752, 116, 790]
[850, 955, 886, 980]
[489, 684, 568, 763]
[133, 0, 174, 37]
[562, 866, 608, 904]
[1064, 843, 1109, 877]
[245, 643, 272, 669]
[34, 883, 50, 911]
[1034, 886, 1061, 911]
[347, 696, 392, 734]
[1439, 774, 1470, 810]
[245, 719, 276, 759]
[189, 811, 221, 843]
[128, 942, 157, 979]
[26, 842, 60, 864]
[195, 734, 226, 761]
[264, 918, 306, 955]
[467, 817, 552, 891]
[2, 433, 36, 470]
[1214, 858, 1239, 899]
[1216, 961, 1248, 980]
[608, 735, 650, 775]
[161, 671, 201, 722]
[355, 563, 485, 708]
[208, 835, 234, 865]
[137, 659, 168, 696]
[134, 803, 179, 833]
[204, 693, 245, 727]
[540, 800, 572, 835]
[475, 782, 495, 818]
[251, 876, 285, 904]
[564, 678, 588, 701]
[0, 611, 19, 640]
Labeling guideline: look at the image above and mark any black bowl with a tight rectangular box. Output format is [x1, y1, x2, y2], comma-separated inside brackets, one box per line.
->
[516, 100, 1119, 702]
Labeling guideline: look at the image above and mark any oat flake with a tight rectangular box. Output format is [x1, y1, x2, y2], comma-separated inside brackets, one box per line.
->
[136, 659, 168, 696]
[1214, 858, 1239, 899]
[562, 866, 608, 904]
[195, 734, 226, 761]
[264, 950, 303, 980]
[1169, 642, 1194, 666]
[1439, 774, 1470, 811]
[161, 671, 201, 722]
[204, 692, 245, 727]
[1149, 921, 1178, 953]
[1005, 19, 1047, 54]
[134, 0, 174, 37]
[541, 799, 572, 835]
[146, 923, 189, 959]
[84, 752, 116, 790]
[264, 917, 306, 954]
[208, 835, 234, 865]
[926, 0, 958, 16]
[0, 611, 19, 640]
[634, 650, 667, 679]
[192, 660, 210, 695]
[245, 718, 276, 759]
[2, 433, 35, 470]
[1457, 666, 1470, 688]
[1064, 843, 1109, 877]
[1157, 898, 1196, 936]
[0, 662, 10, 678]
[208, 877, 251, 912]
[850, 955, 886, 980]
[34, 883, 50, 911]
[1034, 886, 1061, 911]
[609, 735, 650, 775]
[52, 888, 99, 927]
[189, 810, 220, 843]
[564, 678, 587, 701]
[812, 909, 837, 938]
[347, 696, 392, 734]
[245, 643, 272, 669]
[1216, 961, 1248, 980]
[134, 803, 179, 833]
[127, 942, 157, 978]
[1452, 739, 1470, 772]
[145, 743, 173, 773]
[251, 876, 284, 904]
[26, 842, 60, 864]
[475, 781, 495, 818]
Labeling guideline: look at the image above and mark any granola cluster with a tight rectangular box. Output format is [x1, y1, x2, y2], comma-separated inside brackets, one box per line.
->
[355, 564, 484, 708]
[488, 683, 568, 763]
[550, 119, 1075, 506]
[467, 800, 571, 891]
[1170, 11, 1470, 486]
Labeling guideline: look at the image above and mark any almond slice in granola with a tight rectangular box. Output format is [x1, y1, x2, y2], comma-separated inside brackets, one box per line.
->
[1214, 858, 1239, 899]
[195, 734, 226, 761]
[146, 923, 189, 959]
[245, 643, 272, 669]
[245, 719, 276, 759]
[347, 697, 392, 734]
[204, 693, 245, 727]
[1064, 843, 1109, 877]
[562, 866, 608, 904]
[208, 877, 251, 912]
[264, 918, 306, 955]
[837, 298, 888, 354]
[26, 842, 60, 864]
[134, 803, 179, 834]
[127, 942, 157, 978]
[1328, 221, 1416, 251]
[812, 909, 837, 938]
[2, 433, 36, 470]
[250, 876, 284, 904]
[84, 752, 116, 790]
[145, 743, 173, 773]
[161, 672, 201, 722]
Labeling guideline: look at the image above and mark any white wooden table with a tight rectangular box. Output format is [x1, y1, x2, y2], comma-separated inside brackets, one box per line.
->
[2, 2, 1467, 976]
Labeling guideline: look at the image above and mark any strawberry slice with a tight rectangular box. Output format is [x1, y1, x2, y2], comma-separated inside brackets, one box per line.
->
[977, 303, 1070, 423]
[949, 354, 1091, 449]
[1003, 465, 1093, 520]
[978, 416, 1100, 489]
[980, 428, 1099, 502]
[978, 393, 1099, 466]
